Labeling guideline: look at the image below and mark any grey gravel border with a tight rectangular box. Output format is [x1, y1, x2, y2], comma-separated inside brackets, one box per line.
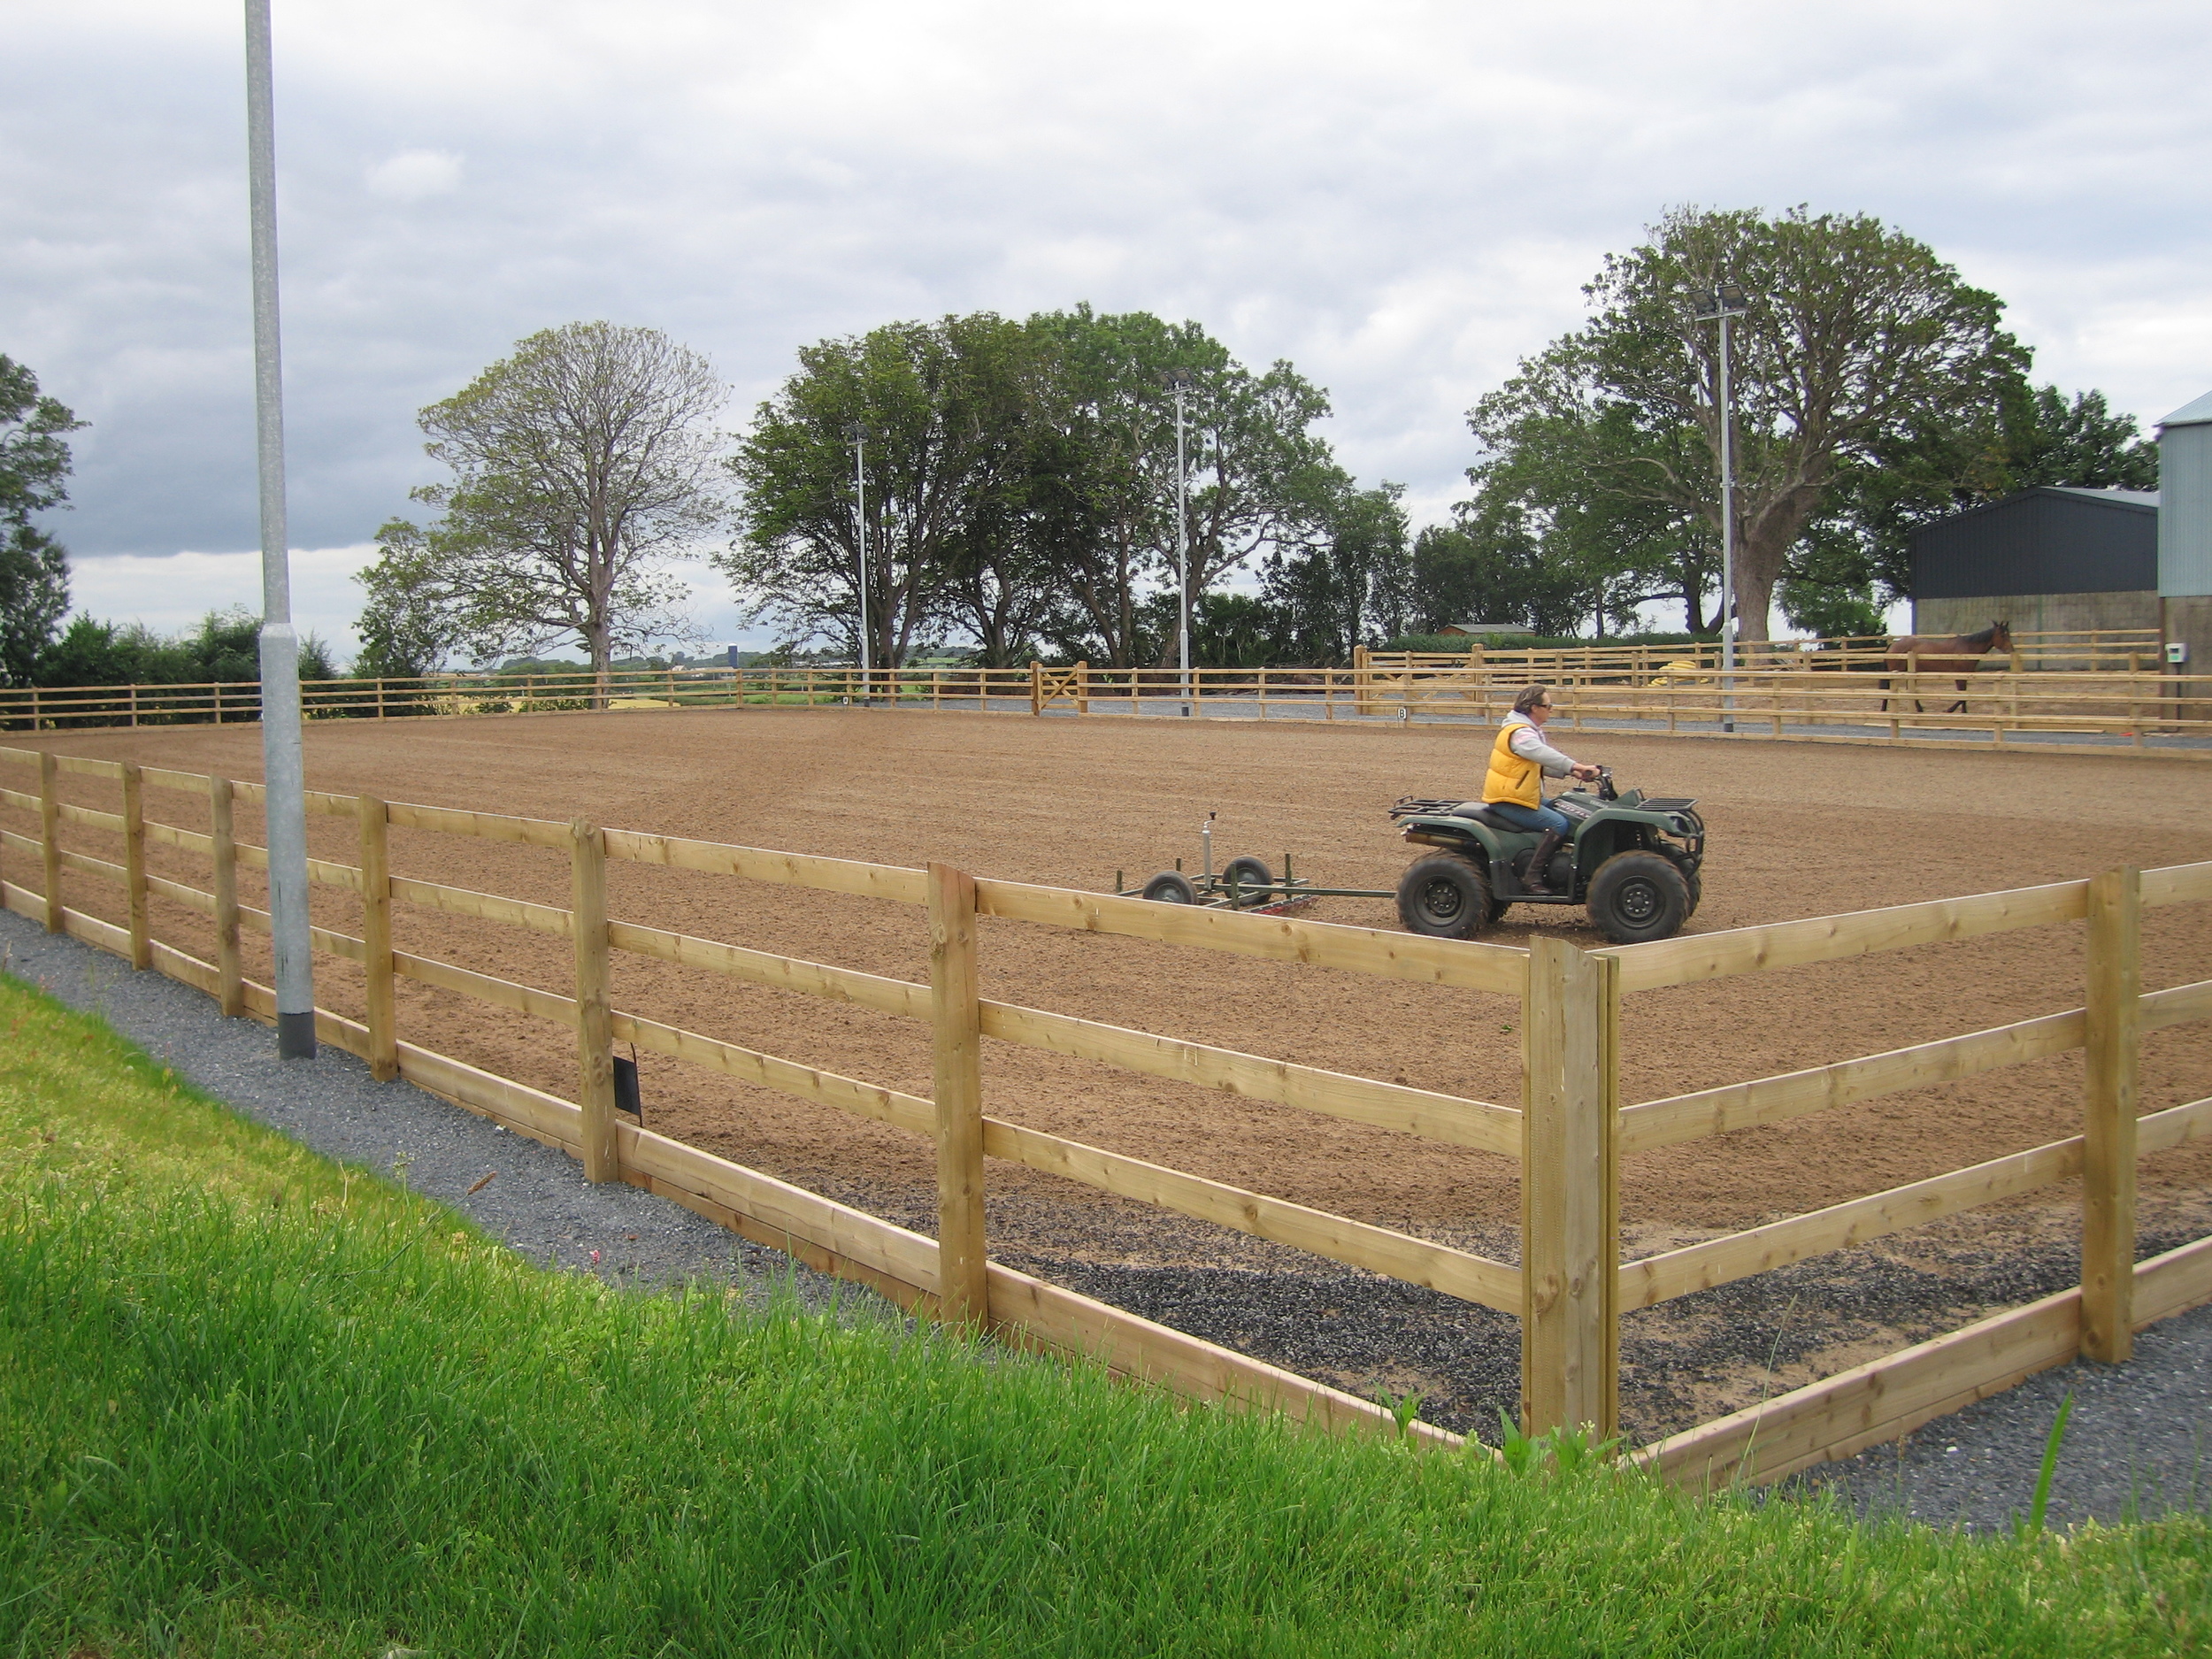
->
[5, 902, 2209, 1531]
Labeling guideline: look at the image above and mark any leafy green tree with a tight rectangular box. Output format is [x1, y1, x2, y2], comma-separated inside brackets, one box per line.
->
[1465, 397, 1716, 634]
[1407, 499, 1588, 638]
[1026, 305, 1340, 667]
[1259, 481, 1410, 664]
[725, 314, 1036, 669]
[352, 519, 462, 679]
[1, 356, 85, 687]
[361, 323, 724, 687]
[2008, 384, 2159, 492]
[1471, 207, 2032, 643]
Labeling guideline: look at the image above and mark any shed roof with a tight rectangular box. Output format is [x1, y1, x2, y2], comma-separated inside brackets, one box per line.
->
[2158, 389, 2212, 430]
[2045, 487, 2158, 508]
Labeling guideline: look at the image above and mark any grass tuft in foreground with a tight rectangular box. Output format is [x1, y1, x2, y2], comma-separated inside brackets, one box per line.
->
[1, 972, 2207, 1655]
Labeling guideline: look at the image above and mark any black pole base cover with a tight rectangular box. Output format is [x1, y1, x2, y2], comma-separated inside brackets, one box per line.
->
[614, 1055, 642, 1118]
[277, 1010, 319, 1060]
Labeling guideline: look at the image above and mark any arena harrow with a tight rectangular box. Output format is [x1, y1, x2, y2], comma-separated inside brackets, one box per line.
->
[1113, 812, 1391, 913]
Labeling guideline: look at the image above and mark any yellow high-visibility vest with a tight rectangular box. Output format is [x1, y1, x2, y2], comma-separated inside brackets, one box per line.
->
[1483, 720, 1541, 808]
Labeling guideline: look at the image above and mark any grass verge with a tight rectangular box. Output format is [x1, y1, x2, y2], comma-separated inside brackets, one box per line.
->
[1, 972, 2207, 1656]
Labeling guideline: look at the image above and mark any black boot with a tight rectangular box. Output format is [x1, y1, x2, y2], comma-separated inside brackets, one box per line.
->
[1522, 829, 1565, 895]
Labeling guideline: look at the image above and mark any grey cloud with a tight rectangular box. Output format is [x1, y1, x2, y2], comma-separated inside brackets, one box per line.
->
[3, 0, 2207, 593]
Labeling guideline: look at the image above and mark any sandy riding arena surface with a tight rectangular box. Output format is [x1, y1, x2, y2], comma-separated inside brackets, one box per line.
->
[13, 709, 2212, 1442]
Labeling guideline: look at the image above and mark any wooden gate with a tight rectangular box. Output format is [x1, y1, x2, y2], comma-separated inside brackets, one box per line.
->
[1029, 662, 1089, 715]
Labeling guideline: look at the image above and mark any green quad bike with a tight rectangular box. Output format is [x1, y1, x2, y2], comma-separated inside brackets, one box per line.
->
[1388, 768, 1705, 944]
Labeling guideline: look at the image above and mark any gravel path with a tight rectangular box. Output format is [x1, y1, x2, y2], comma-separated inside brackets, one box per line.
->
[1792, 1309, 2212, 1531]
[6, 902, 2208, 1531]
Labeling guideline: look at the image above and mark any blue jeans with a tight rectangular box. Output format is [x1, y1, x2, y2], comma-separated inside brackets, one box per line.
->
[1486, 801, 1570, 835]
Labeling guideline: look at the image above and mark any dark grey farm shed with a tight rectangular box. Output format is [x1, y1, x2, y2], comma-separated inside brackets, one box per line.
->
[1911, 488, 2158, 599]
[1909, 488, 2160, 656]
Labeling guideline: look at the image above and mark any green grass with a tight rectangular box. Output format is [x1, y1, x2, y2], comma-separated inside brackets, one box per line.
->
[2, 975, 2207, 1657]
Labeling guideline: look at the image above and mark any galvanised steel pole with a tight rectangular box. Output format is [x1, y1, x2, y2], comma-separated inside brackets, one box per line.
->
[1717, 304, 1736, 733]
[1174, 375, 1191, 717]
[245, 0, 315, 1058]
[852, 424, 871, 703]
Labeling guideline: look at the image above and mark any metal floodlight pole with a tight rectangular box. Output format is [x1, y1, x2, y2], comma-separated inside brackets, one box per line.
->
[1167, 369, 1193, 717]
[849, 423, 870, 703]
[244, 0, 315, 1059]
[1696, 282, 1749, 735]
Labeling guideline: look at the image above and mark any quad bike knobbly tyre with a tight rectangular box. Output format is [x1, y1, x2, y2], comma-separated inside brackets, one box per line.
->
[1396, 854, 1494, 940]
[1141, 871, 1198, 903]
[1682, 867, 1701, 918]
[1586, 850, 1690, 944]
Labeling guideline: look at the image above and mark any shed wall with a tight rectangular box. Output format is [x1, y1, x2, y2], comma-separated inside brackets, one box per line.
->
[2160, 424, 2212, 597]
[1913, 591, 2160, 668]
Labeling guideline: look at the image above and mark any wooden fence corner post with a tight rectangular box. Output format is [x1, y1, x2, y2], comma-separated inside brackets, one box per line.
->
[928, 861, 989, 1327]
[2082, 864, 2141, 1363]
[358, 794, 398, 1081]
[1029, 661, 1044, 717]
[570, 818, 618, 1183]
[121, 762, 151, 969]
[37, 750, 61, 933]
[1521, 937, 1618, 1441]
[1076, 661, 1090, 714]
[210, 775, 244, 1017]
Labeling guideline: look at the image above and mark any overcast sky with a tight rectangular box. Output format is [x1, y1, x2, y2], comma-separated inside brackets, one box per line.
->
[7, 0, 2209, 658]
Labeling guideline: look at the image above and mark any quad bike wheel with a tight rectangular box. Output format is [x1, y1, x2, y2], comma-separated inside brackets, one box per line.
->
[1682, 868, 1701, 918]
[1221, 856, 1272, 903]
[1396, 854, 1493, 940]
[1141, 870, 1197, 903]
[1586, 851, 1690, 944]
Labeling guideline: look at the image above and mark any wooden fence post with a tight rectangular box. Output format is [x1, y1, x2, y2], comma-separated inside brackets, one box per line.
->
[1521, 937, 1619, 1439]
[121, 762, 150, 969]
[210, 776, 244, 1017]
[1076, 661, 1090, 714]
[1353, 644, 1371, 714]
[358, 794, 398, 1081]
[2081, 864, 2141, 1363]
[928, 860, 989, 1327]
[570, 818, 618, 1182]
[37, 751, 61, 933]
[1029, 661, 1044, 717]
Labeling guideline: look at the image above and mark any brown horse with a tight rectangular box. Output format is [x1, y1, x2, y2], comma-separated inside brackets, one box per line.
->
[1880, 621, 2014, 714]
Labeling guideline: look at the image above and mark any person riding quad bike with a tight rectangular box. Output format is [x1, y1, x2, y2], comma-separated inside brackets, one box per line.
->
[1481, 682, 1596, 894]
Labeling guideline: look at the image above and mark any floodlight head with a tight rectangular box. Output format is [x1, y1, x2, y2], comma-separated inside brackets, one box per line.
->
[1719, 281, 1747, 310]
[1162, 367, 1195, 389]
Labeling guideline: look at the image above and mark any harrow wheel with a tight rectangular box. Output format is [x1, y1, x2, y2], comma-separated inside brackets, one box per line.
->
[1221, 856, 1272, 905]
[1141, 870, 1198, 904]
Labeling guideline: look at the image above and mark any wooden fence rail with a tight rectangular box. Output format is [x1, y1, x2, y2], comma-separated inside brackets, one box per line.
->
[6, 644, 2209, 758]
[2, 740, 2208, 1482]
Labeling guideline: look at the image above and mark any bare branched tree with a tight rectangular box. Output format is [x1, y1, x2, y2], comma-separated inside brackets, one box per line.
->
[363, 322, 725, 690]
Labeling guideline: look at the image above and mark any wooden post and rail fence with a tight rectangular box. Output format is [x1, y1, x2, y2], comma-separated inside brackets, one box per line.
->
[4, 625, 2204, 757]
[4, 741, 2210, 1480]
